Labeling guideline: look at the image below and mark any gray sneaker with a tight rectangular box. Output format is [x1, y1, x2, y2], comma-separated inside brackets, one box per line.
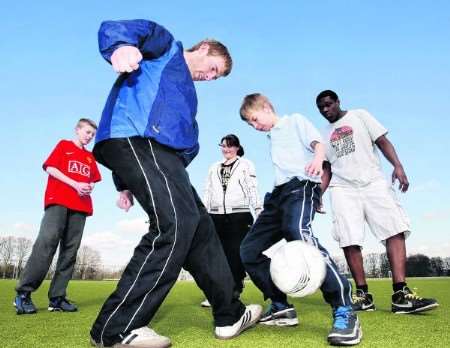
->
[327, 306, 362, 346]
[259, 304, 299, 326]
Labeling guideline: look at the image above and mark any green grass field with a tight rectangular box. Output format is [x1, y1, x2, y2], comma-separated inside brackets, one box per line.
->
[1, 278, 448, 348]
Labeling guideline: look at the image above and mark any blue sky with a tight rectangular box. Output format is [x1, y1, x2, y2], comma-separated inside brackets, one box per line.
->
[1, 1, 449, 266]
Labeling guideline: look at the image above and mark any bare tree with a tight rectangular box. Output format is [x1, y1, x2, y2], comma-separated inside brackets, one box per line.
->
[14, 237, 33, 278]
[364, 253, 380, 278]
[75, 245, 102, 280]
[0, 236, 16, 278]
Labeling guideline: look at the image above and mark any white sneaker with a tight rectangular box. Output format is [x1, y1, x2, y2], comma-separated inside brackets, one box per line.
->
[91, 327, 171, 348]
[200, 299, 211, 308]
[215, 304, 262, 339]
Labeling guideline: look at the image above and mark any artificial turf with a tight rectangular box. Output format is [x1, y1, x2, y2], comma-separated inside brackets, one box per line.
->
[0, 278, 448, 347]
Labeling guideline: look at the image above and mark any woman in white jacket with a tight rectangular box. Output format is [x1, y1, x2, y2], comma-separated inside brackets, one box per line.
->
[202, 134, 262, 307]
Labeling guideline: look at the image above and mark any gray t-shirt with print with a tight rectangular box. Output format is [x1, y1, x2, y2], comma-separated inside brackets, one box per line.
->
[323, 109, 387, 187]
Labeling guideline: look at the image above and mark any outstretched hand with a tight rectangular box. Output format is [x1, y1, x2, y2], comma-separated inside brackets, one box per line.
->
[111, 46, 143, 73]
[392, 165, 409, 192]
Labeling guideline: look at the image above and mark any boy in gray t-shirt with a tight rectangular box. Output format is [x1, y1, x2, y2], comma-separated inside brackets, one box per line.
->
[316, 89, 438, 314]
[239, 93, 362, 346]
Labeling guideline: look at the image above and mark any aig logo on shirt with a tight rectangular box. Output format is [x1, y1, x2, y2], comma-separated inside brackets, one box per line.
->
[68, 160, 91, 177]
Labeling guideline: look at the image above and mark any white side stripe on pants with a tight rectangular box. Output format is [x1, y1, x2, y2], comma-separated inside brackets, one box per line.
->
[123, 140, 179, 332]
[99, 138, 178, 344]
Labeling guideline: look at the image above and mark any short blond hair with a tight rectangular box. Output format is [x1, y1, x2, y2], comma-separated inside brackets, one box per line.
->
[187, 39, 232, 76]
[239, 93, 274, 120]
[76, 118, 97, 130]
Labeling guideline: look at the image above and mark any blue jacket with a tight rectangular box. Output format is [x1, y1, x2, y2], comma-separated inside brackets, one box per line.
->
[96, 20, 199, 165]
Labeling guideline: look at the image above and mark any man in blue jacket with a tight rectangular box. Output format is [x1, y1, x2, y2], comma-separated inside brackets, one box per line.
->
[90, 20, 262, 348]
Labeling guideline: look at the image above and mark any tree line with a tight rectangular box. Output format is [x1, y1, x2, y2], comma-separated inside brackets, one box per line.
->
[0, 236, 117, 280]
[333, 252, 450, 278]
[1, 235, 449, 280]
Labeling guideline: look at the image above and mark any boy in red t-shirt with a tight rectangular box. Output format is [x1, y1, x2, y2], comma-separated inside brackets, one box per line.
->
[14, 118, 101, 314]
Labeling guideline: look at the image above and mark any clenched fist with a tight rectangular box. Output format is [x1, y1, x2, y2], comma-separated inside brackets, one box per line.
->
[111, 46, 143, 73]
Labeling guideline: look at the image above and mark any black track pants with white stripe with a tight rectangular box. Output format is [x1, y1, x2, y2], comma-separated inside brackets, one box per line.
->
[90, 137, 245, 346]
[240, 177, 352, 308]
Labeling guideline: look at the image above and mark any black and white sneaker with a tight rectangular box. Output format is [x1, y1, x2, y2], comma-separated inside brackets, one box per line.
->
[215, 304, 262, 339]
[259, 304, 299, 326]
[351, 290, 376, 312]
[90, 326, 171, 348]
[328, 306, 362, 346]
[392, 287, 439, 314]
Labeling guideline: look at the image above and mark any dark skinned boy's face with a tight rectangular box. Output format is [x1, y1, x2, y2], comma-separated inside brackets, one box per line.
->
[317, 96, 341, 123]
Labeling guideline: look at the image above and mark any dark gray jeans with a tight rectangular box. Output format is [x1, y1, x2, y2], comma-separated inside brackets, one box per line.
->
[16, 205, 86, 299]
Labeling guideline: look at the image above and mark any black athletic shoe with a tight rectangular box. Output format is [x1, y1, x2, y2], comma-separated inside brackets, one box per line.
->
[351, 289, 376, 312]
[259, 303, 299, 326]
[328, 306, 362, 346]
[48, 297, 78, 312]
[14, 293, 37, 315]
[391, 287, 439, 314]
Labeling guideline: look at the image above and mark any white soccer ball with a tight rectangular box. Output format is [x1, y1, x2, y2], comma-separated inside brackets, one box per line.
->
[269, 240, 327, 298]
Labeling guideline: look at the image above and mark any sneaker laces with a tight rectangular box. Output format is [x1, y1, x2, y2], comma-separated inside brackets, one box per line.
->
[352, 293, 365, 304]
[333, 306, 351, 330]
[404, 287, 423, 300]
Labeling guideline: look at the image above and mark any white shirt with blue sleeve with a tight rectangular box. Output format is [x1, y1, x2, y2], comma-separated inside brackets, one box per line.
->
[268, 113, 323, 186]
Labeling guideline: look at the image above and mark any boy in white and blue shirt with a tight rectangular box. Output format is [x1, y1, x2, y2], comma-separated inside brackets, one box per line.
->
[239, 93, 362, 346]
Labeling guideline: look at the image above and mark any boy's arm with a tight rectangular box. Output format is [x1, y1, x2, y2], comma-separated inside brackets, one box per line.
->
[375, 135, 409, 192]
[98, 20, 173, 73]
[305, 141, 325, 177]
[45, 167, 92, 196]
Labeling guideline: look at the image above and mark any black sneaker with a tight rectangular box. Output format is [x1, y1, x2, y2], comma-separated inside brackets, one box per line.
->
[351, 289, 376, 312]
[391, 287, 439, 314]
[328, 306, 362, 346]
[48, 297, 78, 312]
[259, 303, 298, 326]
[14, 292, 37, 315]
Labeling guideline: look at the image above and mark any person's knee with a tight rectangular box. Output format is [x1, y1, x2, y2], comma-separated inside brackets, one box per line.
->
[240, 243, 256, 266]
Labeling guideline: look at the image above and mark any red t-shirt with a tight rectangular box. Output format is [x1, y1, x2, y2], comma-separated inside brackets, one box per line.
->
[43, 140, 101, 216]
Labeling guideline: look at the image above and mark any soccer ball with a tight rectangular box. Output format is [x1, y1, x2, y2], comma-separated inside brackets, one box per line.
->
[269, 240, 327, 298]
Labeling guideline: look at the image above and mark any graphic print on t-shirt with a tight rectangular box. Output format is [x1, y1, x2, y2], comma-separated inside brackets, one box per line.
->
[68, 160, 91, 177]
[330, 126, 355, 158]
[220, 161, 236, 192]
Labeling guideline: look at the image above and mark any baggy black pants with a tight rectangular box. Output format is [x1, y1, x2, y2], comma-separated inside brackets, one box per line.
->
[90, 137, 245, 346]
[210, 212, 253, 294]
[240, 178, 352, 308]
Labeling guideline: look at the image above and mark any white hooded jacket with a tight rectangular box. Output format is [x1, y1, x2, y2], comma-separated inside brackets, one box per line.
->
[203, 157, 262, 216]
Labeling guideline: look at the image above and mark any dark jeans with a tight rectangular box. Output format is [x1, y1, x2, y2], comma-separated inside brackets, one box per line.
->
[90, 137, 245, 346]
[16, 205, 86, 299]
[241, 178, 352, 308]
[210, 212, 253, 294]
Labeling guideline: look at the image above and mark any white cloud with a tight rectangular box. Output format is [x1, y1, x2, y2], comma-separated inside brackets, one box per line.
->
[116, 217, 148, 234]
[410, 179, 441, 193]
[408, 242, 450, 258]
[423, 209, 450, 221]
[0, 222, 37, 238]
